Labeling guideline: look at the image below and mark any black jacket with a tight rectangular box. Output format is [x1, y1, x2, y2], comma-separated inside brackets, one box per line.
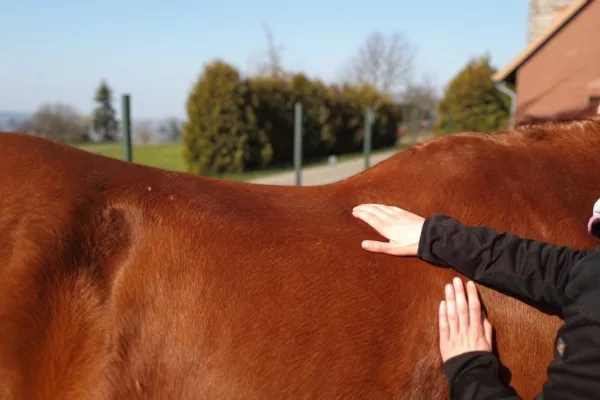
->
[417, 214, 600, 399]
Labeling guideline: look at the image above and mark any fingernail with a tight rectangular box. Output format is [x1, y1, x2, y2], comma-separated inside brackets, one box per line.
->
[467, 281, 475, 288]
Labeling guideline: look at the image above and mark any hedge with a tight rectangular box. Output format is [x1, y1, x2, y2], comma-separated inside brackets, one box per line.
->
[182, 60, 403, 176]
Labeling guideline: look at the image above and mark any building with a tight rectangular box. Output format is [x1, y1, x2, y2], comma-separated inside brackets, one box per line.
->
[493, 0, 600, 126]
[527, 0, 575, 43]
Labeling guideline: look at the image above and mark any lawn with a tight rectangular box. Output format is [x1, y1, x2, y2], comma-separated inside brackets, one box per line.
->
[76, 141, 406, 181]
[78, 142, 186, 172]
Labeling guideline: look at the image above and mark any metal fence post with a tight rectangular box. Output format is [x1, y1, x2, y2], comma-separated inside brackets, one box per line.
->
[294, 102, 302, 186]
[364, 107, 373, 169]
[410, 107, 419, 144]
[122, 94, 132, 162]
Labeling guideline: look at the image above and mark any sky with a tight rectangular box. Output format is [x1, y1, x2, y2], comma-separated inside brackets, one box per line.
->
[1, 0, 529, 120]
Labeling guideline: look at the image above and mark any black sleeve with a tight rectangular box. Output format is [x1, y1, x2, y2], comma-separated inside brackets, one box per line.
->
[442, 352, 521, 399]
[442, 293, 600, 400]
[530, 251, 600, 398]
[441, 252, 600, 399]
[417, 214, 594, 309]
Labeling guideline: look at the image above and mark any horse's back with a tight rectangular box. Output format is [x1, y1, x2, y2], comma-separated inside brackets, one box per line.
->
[0, 133, 447, 399]
[2, 123, 599, 399]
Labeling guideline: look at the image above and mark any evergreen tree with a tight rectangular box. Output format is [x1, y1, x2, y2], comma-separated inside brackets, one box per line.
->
[434, 54, 510, 134]
[92, 80, 119, 141]
[182, 60, 271, 175]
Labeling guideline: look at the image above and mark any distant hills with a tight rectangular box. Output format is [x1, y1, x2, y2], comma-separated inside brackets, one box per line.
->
[0, 110, 183, 143]
[0, 110, 177, 129]
[0, 110, 32, 128]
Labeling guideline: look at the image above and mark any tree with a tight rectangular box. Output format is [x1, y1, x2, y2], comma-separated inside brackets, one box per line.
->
[159, 118, 183, 143]
[400, 73, 440, 121]
[398, 73, 441, 138]
[26, 103, 90, 143]
[247, 22, 286, 78]
[135, 122, 153, 144]
[92, 80, 118, 141]
[181, 60, 272, 175]
[181, 60, 403, 175]
[339, 31, 417, 96]
[434, 54, 510, 134]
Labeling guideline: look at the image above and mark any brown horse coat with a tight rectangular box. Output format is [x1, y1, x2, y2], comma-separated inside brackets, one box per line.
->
[1, 119, 600, 399]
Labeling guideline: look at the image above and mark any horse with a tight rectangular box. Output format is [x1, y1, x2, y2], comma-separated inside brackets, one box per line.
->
[1, 118, 600, 399]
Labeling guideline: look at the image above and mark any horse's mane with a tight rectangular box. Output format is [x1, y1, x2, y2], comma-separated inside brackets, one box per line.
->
[350, 116, 600, 190]
[486, 116, 600, 145]
[418, 116, 600, 150]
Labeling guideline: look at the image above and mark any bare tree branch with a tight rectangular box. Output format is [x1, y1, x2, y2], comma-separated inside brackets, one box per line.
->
[246, 23, 286, 77]
[158, 118, 183, 143]
[262, 23, 284, 76]
[339, 31, 417, 96]
[27, 103, 90, 143]
[134, 121, 154, 144]
[400, 73, 440, 115]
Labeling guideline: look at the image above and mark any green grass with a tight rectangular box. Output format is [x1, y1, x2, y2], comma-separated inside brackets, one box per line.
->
[75, 141, 406, 181]
[78, 142, 186, 172]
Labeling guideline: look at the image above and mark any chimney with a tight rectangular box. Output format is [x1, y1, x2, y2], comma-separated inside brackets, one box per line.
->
[527, 0, 574, 43]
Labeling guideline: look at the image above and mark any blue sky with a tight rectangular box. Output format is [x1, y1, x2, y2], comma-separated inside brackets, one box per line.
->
[2, 0, 529, 119]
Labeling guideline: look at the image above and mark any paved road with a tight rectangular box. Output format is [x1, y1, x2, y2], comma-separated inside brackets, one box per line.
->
[248, 133, 435, 186]
[248, 150, 399, 186]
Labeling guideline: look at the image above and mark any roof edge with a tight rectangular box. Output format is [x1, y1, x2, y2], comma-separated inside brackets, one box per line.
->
[492, 0, 591, 83]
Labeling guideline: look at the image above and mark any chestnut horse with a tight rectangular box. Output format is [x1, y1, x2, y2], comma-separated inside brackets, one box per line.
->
[1, 119, 600, 399]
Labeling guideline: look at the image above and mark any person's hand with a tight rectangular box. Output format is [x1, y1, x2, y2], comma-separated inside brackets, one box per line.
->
[352, 204, 426, 256]
[439, 277, 494, 362]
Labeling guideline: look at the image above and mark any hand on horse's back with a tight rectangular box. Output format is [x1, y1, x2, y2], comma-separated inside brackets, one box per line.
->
[352, 204, 425, 257]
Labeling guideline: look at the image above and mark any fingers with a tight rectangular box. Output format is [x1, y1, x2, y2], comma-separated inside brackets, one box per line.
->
[354, 205, 394, 223]
[361, 240, 408, 256]
[439, 300, 449, 343]
[353, 204, 404, 255]
[483, 318, 493, 345]
[366, 204, 394, 215]
[361, 240, 392, 253]
[444, 283, 459, 336]
[352, 204, 407, 235]
[453, 278, 469, 333]
[466, 281, 483, 337]
[389, 206, 406, 213]
[439, 278, 495, 360]
[353, 204, 407, 218]
[372, 204, 400, 216]
[352, 209, 387, 231]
